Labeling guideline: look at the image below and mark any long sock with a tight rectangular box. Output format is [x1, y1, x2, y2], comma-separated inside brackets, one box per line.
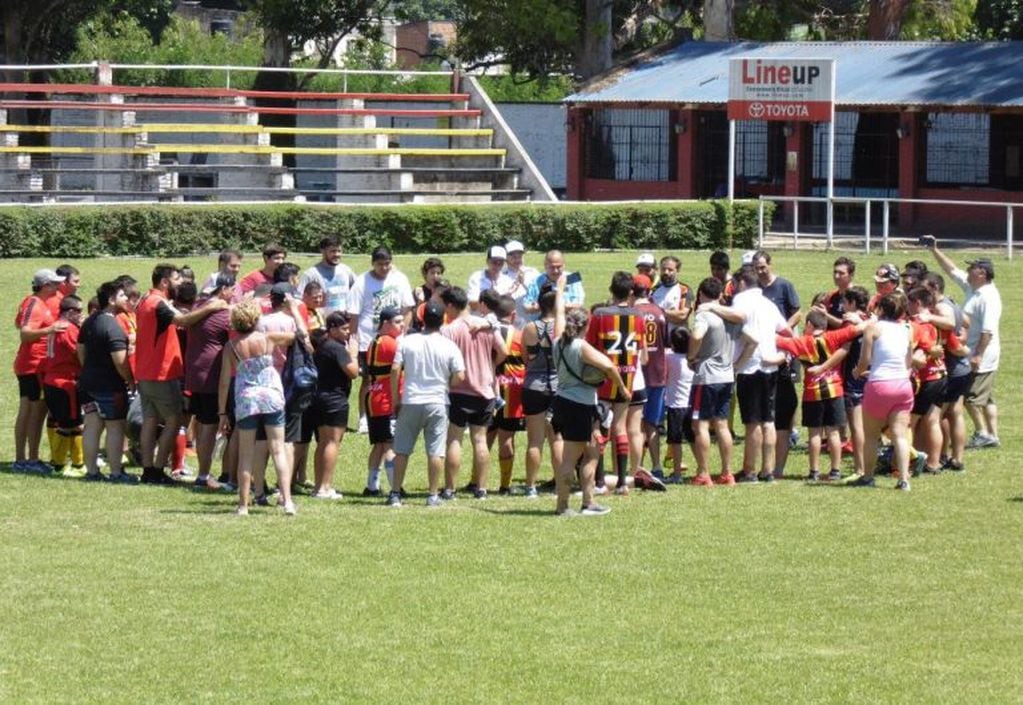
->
[367, 467, 380, 492]
[70, 434, 84, 466]
[594, 454, 605, 487]
[47, 427, 61, 464]
[384, 458, 396, 489]
[172, 427, 187, 471]
[615, 434, 629, 486]
[499, 455, 513, 489]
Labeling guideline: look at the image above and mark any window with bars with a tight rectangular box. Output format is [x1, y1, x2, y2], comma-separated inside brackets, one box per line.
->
[924, 113, 990, 187]
[697, 112, 785, 197]
[585, 109, 674, 181]
[812, 111, 899, 198]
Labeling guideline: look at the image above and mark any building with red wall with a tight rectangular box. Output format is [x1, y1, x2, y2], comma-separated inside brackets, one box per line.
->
[564, 41, 1023, 237]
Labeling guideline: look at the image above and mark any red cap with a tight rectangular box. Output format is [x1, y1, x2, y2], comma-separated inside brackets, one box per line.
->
[633, 274, 653, 291]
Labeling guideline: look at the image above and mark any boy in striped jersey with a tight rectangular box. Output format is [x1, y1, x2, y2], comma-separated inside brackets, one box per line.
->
[364, 307, 405, 496]
[586, 272, 648, 494]
[488, 294, 526, 494]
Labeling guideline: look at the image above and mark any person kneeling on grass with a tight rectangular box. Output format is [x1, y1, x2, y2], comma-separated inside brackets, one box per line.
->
[775, 309, 867, 481]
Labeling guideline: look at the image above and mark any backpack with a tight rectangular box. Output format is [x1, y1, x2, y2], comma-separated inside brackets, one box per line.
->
[282, 338, 318, 412]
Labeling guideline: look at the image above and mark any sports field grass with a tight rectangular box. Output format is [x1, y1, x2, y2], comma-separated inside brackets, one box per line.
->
[1, 249, 1021, 704]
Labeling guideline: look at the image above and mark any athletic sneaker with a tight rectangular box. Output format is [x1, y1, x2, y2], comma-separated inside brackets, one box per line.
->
[827, 469, 842, 482]
[807, 470, 821, 482]
[386, 492, 402, 508]
[282, 501, 298, 515]
[313, 489, 343, 500]
[923, 465, 943, 475]
[524, 486, 539, 499]
[426, 494, 442, 507]
[357, 416, 369, 434]
[141, 470, 175, 486]
[945, 460, 965, 473]
[83, 472, 107, 482]
[634, 468, 667, 492]
[911, 454, 926, 477]
[109, 472, 140, 485]
[555, 507, 579, 517]
[849, 475, 876, 488]
[473, 489, 488, 500]
[498, 487, 512, 496]
[895, 479, 911, 492]
[362, 487, 382, 497]
[716, 472, 737, 486]
[25, 460, 53, 474]
[757, 472, 775, 484]
[440, 489, 456, 501]
[592, 484, 609, 496]
[736, 471, 758, 484]
[690, 474, 714, 487]
[235, 505, 249, 516]
[663, 474, 685, 485]
[254, 494, 271, 507]
[966, 432, 998, 449]
[613, 484, 630, 496]
[581, 504, 611, 516]
[651, 468, 665, 480]
[463, 482, 479, 494]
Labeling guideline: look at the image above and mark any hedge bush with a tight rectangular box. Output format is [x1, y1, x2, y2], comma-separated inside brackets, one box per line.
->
[0, 201, 771, 258]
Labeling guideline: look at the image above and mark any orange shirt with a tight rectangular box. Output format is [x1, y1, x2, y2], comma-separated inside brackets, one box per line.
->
[14, 294, 58, 376]
[911, 318, 947, 383]
[135, 289, 182, 382]
[366, 333, 400, 417]
[43, 323, 81, 385]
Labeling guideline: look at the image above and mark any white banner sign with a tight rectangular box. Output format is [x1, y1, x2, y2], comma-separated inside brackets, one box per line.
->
[728, 58, 835, 122]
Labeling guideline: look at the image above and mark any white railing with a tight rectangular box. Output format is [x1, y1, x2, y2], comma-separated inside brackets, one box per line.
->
[757, 195, 1022, 259]
[1, 62, 456, 93]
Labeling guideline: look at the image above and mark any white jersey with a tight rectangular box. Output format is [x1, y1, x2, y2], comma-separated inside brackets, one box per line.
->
[347, 269, 415, 351]
[298, 261, 355, 315]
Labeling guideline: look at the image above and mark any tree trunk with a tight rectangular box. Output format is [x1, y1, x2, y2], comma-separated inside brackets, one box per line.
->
[703, 0, 734, 41]
[254, 29, 297, 166]
[866, 0, 911, 39]
[577, 0, 613, 80]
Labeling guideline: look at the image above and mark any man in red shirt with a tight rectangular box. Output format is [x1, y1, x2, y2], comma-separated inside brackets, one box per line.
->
[42, 295, 84, 472]
[363, 307, 405, 496]
[632, 274, 670, 484]
[13, 269, 67, 473]
[135, 264, 227, 484]
[235, 243, 287, 300]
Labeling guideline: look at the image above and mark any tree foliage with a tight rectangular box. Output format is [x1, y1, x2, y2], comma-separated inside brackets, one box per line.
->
[973, 0, 1023, 38]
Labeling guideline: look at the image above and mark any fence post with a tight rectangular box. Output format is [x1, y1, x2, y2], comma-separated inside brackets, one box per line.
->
[882, 200, 890, 255]
[826, 199, 834, 250]
[1007, 205, 1014, 260]
[758, 199, 764, 249]
[864, 200, 871, 255]
[225, 68, 231, 89]
[793, 201, 799, 249]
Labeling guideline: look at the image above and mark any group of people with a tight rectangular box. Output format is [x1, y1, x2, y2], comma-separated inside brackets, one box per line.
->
[10, 233, 1001, 515]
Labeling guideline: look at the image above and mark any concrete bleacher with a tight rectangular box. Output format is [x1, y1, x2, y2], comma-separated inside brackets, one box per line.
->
[0, 75, 553, 203]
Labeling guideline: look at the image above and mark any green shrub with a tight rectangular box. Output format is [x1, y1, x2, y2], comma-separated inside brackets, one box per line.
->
[0, 201, 770, 258]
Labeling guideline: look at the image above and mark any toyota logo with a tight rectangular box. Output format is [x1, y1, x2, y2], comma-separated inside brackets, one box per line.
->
[749, 102, 765, 118]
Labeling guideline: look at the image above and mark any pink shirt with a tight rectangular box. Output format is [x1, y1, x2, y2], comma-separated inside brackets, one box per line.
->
[256, 310, 295, 373]
[442, 317, 503, 399]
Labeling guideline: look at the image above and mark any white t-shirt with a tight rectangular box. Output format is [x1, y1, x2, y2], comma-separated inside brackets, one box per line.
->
[952, 269, 1001, 373]
[665, 350, 694, 408]
[503, 265, 539, 327]
[394, 332, 465, 405]
[298, 261, 355, 315]
[731, 287, 787, 375]
[466, 269, 516, 303]
[347, 269, 415, 351]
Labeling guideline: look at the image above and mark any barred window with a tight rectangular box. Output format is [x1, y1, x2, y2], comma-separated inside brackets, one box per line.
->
[924, 113, 989, 187]
[812, 111, 899, 197]
[735, 120, 785, 184]
[585, 109, 674, 181]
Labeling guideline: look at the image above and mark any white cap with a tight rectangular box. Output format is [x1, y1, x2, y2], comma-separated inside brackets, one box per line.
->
[487, 245, 508, 261]
[505, 240, 525, 254]
[32, 268, 63, 287]
[635, 252, 656, 267]
[741, 250, 756, 265]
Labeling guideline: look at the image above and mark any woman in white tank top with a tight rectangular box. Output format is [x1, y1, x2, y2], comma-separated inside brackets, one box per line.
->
[851, 293, 914, 491]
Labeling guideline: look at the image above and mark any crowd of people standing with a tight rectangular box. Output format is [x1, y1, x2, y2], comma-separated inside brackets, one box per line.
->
[10, 234, 1002, 515]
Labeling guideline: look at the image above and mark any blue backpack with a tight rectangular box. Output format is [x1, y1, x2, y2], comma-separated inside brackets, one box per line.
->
[282, 339, 318, 412]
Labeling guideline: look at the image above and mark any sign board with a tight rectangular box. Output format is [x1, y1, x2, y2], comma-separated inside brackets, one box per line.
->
[727, 58, 835, 122]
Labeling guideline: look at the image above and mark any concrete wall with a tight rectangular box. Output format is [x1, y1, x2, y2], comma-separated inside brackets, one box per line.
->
[495, 102, 565, 195]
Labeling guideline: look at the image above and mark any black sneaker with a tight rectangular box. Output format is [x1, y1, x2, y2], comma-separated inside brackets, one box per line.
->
[473, 488, 488, 500]
[807, 470, 821, 482]
[537, 479, 557, 492]
[895, 479, 911, 492]
[580, 503, 611, 516]
[736, 471, 758, 484]
[400, 487, 409, 499]
[757, 472, 775, 484]
[462, 482, 478, 494]
[440, 489, 456, 501]
[946, 460, 965, 473]
[254, 494, 271, 506]
[141, 469, 176, 485]
[498, 486, 512, 496]
[850, 475, 876, 488]
[362, 487, 382, 497]
[386, 492, 403, 508]
[827, 469, 842, 481]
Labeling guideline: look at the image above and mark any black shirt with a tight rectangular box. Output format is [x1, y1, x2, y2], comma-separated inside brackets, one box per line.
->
[761, 276, 801, 322]
[78, 311, 129, 393]
[314, 338, 353, 397]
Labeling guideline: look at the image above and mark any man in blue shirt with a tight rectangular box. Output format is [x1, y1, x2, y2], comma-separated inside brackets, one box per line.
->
[523, 250, 585, 319]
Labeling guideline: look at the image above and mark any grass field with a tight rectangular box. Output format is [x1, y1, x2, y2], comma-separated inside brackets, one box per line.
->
[1, 249, 1021, 704]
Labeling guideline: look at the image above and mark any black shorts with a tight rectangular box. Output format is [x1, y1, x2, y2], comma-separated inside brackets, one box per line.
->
[492, 409, 525, 433]
[18, 373, 42, 401]
[736, 371, 778, 424]
[774, 368, 799, 431]
[188, 392, 220, 425]
[913, 378, 947, 416]
[448, 393, 494, 429]
[521, 388, 554, 416]
[368, 414, 394, 444]
[43, 385, 81, 430]
[802, 397, 847, 429]
[301, 394, 350, 442]
[551, 396, 598, 443]
[666, 407, 694, 444]
[943, 374, 970, 405]
[691, 382, 733, 422]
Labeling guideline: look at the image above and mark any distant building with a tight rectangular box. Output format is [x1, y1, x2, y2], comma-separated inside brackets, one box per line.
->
[564, 41, 1023, 237]
[396, 21, 456, 69]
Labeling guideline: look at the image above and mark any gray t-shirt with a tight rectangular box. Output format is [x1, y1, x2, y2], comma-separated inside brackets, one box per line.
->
[554, 337, 598, 406]
[298, 261, 355, 315]
[691, 308, 735, 385]
[393, 331, 465, 406]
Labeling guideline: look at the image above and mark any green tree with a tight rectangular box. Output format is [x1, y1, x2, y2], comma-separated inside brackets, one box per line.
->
[974, 0, 1023, 38]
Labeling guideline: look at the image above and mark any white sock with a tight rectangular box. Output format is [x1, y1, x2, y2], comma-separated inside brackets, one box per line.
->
[367, 467, 380, 492]
[384, 459, 395, 489]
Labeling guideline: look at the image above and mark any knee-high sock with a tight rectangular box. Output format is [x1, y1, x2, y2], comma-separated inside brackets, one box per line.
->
[69, 433, 84, 466]
[615, 434, 629, 485]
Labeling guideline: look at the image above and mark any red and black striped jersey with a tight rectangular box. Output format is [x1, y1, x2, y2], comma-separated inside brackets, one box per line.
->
[366, 333, 400, 417]
[586, 304, 647, 401]
[495, 323, 525, 419]
[776, 326, 861, 401]
[634, 301, 667, 387]
[911, 318, 947, 383]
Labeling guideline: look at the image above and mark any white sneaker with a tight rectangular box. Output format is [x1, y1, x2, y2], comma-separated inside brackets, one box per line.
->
[357, 416, 369, 434]
[282, 501, 297, 516]
[235, 505, 249, 516]
[592, 485, 609, 496]
[313, 488, 343, 500]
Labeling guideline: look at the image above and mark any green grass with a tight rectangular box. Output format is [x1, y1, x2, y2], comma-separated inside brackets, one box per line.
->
[1, 250, 1021, 704]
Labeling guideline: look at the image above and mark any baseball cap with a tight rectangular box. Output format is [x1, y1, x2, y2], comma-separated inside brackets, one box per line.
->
[32, 268, 63, 287]
[487, 245, 508, 261]
[966, 258, 995, 278]
[633, 274, 653, 291]
[874, 264, 900, 283]
[423, 300, 445, 327]
[378, 306, 400, 325]
[741, 250, 757, 265]
[635, 252, 655, 267]
[505, 240, 525, 254]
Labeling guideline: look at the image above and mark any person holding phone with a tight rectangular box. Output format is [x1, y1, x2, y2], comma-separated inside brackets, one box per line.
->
[523, 250, 585, 319]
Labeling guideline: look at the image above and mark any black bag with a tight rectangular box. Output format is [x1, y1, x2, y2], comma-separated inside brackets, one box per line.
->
[282, 338, 318, 412]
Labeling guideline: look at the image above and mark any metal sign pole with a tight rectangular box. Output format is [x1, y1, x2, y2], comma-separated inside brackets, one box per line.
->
[826, 60, 836, 249]
[728, 119, 736, 202]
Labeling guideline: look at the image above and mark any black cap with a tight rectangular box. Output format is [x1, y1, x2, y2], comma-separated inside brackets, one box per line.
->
[966, 258, 994, 279]
[269, 282, 292, 301]
[378, 306, 400, 326]
[423, 300, 445, 328]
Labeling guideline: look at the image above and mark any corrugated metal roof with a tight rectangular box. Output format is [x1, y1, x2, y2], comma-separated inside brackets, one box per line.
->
[565, 41, 1023, 108]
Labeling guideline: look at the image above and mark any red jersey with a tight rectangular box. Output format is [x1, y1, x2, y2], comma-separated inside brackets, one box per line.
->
[237, 269, 271, 298]
[586, 304, 647, 402]
[634, 301, 667, 388]
[43, 322, 81, 385]
[366, 332, 400, 417]
[495, 323, 525, 419]
[135, 289, 182, 382]
[14, 294, 58, 376]
[116, 311, 137, 376]
[911, 318, 947, 383]
[776, 326, 861, 401]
